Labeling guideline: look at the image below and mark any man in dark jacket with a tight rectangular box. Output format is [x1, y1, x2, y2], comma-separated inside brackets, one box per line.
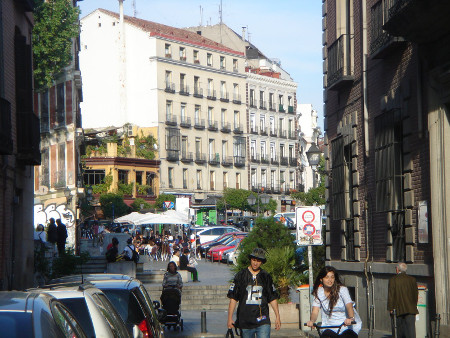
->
[56, 219, 68, 256]
[387, 262, 418, 338]
[179, 248, 199, 282]
[227, 248, 281, 337]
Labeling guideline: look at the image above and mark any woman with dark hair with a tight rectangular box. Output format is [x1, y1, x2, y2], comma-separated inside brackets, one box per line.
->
[306, 266, 362, 337]
[162, 261, 183, 290]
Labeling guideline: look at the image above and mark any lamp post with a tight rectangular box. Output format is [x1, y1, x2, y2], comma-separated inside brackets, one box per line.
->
[247, 192, 270, 215]
[306, 142, 321, 188]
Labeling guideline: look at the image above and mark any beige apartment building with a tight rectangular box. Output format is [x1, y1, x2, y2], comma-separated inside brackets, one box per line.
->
[80, 10, 247, 204]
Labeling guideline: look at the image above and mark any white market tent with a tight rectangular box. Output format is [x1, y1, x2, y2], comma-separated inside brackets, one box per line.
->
[134, 210, 189, 225]
[115, 211, 154, 224]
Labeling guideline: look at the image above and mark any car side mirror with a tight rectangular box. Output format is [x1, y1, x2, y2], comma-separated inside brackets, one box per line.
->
[153, 300, 161, 309]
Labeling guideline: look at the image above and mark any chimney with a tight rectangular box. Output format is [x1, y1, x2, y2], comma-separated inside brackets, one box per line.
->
[241, 27, 246, 41]
[119, 0, 124, 23]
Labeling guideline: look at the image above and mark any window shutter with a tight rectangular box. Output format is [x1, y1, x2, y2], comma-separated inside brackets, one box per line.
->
[331, 136, 346, 220]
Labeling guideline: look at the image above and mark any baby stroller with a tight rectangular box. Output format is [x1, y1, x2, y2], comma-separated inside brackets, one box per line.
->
[160, 287, 183, 331]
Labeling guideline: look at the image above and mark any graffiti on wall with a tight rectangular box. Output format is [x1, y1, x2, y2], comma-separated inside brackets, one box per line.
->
[34, 203, 75, 228]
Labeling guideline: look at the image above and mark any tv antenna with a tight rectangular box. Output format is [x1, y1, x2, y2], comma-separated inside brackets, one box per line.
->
[219, 0, 223, 24]
[199, 6, 203, 26]
[132, 0, 137, 17]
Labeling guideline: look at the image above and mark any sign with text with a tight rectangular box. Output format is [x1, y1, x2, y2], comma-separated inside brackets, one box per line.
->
[296, 206, 323, 246]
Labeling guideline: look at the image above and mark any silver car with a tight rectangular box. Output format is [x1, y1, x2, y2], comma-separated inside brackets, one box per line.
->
[0, 291, 86, 337]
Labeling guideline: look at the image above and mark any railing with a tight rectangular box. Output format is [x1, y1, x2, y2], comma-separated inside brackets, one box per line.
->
[249, 99, 257, 108]
[181, 152, 193, 162]
[288, 106, 295, 114]
[209, 153, 220, 166]
[259, 100, 267, 110]
[17, 111, 40, 165]
[167, 150, 179, 161]
[270, 129, 277, 137]
[165, 115, 177, 126]
[278, 104, 285, 113]
[261, 155, 269, 164]
[233, 124, 243, 134]
[271, 155, 279, 165]
[272, 185, 281, 194]
[260, 127, 268, 135]
[327, 34, 354, 88]
[180, 116, 191, 128]
[207, 89, 216, 100]
[180, 56, 187, 62]
[208, 120, 218, 131]
[280, 157, 288, 166]
[194, 118, 205, 129]
[194, 59, 200, 64]
[234, 156, 245, 167]
[233, 94, 241, 104]
[220, 91, 229, 102]
[195, 152, 207, 163]
[251, 153, 260, 163]
[288, 131, 297, 139]
[165, 53, 172, 58]
[289, 157, 297, 166]
[179, 84, 190, 96]
[222, 156, 233, 166]
[197, 184, 202, 190]
[194, 87, 203, 98]
[279, 130, 287, 138]
[220, 122, 231, 133]
[0, 98, 13, 155]
[52, 171, 66, 189]
[165, 82, 175, 93]
[250, 126, 258, 134]
[269, 102, 276, 111]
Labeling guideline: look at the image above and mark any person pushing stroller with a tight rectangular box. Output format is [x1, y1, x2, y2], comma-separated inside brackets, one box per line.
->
[161, 261, 184, 330]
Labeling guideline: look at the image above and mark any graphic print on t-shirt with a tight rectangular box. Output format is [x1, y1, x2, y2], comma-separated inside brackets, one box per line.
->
[246, 285, 263, 305]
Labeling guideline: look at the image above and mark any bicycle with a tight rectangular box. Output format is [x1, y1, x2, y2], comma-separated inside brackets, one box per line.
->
[304, 321, 357, 337]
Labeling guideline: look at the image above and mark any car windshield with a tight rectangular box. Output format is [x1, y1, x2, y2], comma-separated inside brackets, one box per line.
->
[59, 298, 95, 338]
[102, 289, 145, 331]
[0, 312, 33, 337]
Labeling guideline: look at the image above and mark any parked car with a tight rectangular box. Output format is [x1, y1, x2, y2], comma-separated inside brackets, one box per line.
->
[208, 237, 245, 261]
[273, 214, 296, 230]
[46, 274, 165, 338]
[195, 226, 239, 244]
[0, 291, 86, 338]
[31, 284, 131, 338]
[199, 232, 246, 257]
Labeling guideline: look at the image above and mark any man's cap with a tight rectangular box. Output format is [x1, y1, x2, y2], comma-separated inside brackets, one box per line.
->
[249, 248, 266, 263]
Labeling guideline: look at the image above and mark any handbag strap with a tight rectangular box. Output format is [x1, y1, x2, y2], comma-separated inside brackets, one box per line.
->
[225, 328, 234, 338]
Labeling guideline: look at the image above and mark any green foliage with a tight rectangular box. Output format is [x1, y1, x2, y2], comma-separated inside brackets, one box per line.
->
[302, 245, 326, 282]
[217, 188, 252, 211]
[264, 246, 302, 303]
[118, 182, 134, 195]
[100, 193, 130, 219]
[117, 136, 132, 157]
[131, 198, 151, 211]
[235, 217, 295, 272]
[155, 193, 176, 209]
[51, 249, 90, 279]
[34, 245, 50, 278]
[33, 0, 80, 89]
[291, 185, 326, 206]
[85, 143, 107, 156]
[92, 174, 113, 194]
[137, 184, 152, 195]
[136, 132, 157, 160]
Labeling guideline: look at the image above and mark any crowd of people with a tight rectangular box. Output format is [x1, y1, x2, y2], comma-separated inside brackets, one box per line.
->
[34, 218, 68, 257]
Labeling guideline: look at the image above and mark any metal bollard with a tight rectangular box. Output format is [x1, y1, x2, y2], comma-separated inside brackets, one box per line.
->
[201, 311, 207, 333]
[435, 314, 440, 337]
[392, 309, 397, 338]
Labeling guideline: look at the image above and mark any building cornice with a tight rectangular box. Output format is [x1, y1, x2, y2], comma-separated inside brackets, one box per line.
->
[246, 72, 298, 90]
[84, 157, 160, 168]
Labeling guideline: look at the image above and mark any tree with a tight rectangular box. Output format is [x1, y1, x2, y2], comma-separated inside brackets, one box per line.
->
[131, 198, 151, 211]
[33, 0, 80, 89]
[291, 155, 326, 205]
[216, 188, 253, 211]
[100, 193, 130, 219]
[154, 194, 176, 209]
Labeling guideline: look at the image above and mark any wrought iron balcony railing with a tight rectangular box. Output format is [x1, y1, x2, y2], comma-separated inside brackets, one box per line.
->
[327, 34, 354, 89]
[165, 82, 175, 93]
[194, 118, 205, 130]
[180, 116, 191, 128]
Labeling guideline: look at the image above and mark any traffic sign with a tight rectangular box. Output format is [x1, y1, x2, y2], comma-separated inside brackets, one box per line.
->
[164, 201, 175, 209]
[296, 206, 322, 246]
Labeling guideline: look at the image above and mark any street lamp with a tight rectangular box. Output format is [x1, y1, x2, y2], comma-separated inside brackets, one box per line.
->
[306, 142, 321, 188]
[247, 193, 270, 215]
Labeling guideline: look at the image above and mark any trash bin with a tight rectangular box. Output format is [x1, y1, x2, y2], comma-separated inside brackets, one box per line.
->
[416, 285, 428, 338]
[297, 285, 321, 330]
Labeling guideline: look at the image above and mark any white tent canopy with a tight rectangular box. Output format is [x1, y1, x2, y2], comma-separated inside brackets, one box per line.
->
[115, 211, 154, 224]
[134, 210, 189, 225]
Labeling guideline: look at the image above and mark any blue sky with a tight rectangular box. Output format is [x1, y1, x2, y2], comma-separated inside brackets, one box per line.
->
[78, 0, 324, 128]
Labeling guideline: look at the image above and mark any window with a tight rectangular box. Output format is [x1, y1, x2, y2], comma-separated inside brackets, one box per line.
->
[249, 89, 255, 107]
[56, 83, 65, 127]
[210, 171, 216, 190]
[271, 170, 276, 189]
[209, 139, 215, 161]
[250, 114, 256, 133]
[208, 107, 213, 125]
[180, 74, 187, 93]
[236, 173, 241, 189]
[233, 136, 246, 158]
[269, 93, 275, 110]
[166, 100, 172, 119]
[260, 91, 265, 108]
[250, 140, 256, 158]
[165, 71, 173, 91]
[207, 78, 214, 97]
[233, 59, 238, 72]
[289, 145, 294, 159]
[40, 90, 49, 132]
[223, 172, 228, 188]
[221, 109, 227, 125]
[270, 143, 276, 160]
[146, 172, 154, 187]
[168, 168, 174, 188]
[260, 115, 266, 133]
[234, 111, 240, 129]
[261, 169, 267, 189]
[251, 169, 257, 189]
[289, 171, 295, 189]
[83, 169, 105, 186]
[136, 171, 143, 185]
[183, 169, 188, 189]
[195, 105, 201, 122]
[180, 103, 186, 120]
[181, 135, 188, 157]
[270, 116, 275, 133]
[260, 141, 266, 160]
[194, 76, 201, 96]
[40, 149, 50, 187]
[222, 141, 228, 158]
[220, 81, 227, 100]
[55, 143, 66, 187]
[220, 56, 226, 69]
[233, 83, 240, 102]
[207, 53, 212, 66]
[165, 127, 180, 152]
[179, 47, 186, 61]
[193, 50, 199, 63]
[195, 137, 201, 155]
[197, 170, 202, 189]
[118, 170, 128, 184]
[165, 44, 171, 58]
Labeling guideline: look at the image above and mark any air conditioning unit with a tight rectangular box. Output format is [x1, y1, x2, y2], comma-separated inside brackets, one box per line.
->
[127, 125, 133, 137]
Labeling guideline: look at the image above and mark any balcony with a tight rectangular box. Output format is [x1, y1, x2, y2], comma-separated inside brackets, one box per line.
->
[52, 170, 66, 189]
[180, 116, 191, 128]
[194, 118, 205, 130]
[194, 59, 200, 64]
[261, 155, 269, 164]
[260, 127, 268, 136]
[272, 185, 281, 194]
[179, 84, 190, 96]
[370, 0, 406, 58]
[288, 106, 295, 114]
[289, 157, 297, 166]
[249, 99, 257, 108]
[271, 155, 279, 165]
[327, 34, 354, 90]
[269, 102, 276, 111]
[165, 115, 177, 126]
[251, 153, 260, 164]
[259, 100, 267, 110]
[195, 152, 207, 164]
[288, 131, 297, 140]
[233, 94, 241, 104]
[207, 89, 216, 100]
[194, 87, 203, 98]
[209, 153, 220, 166]
[234, 156, 245, 167]
[233, 124, 243, 134]
[55, 109, 66, 129]
[0, 98, 13, 155]
[165, 53, 172, 58]
[167, 150, 179, 161]
[280, 156, 288, 166]
[165, 82, 175, 93]
[279, 130, 287, 139]
[220, 91, 229, 102]
[383, 0, 450, 44]
[40, 116, 50, 134]
[208, 120, 218, 131]
[270, 129, 278, 137]
[17, 111, 41, 165]
[181, 152, 194, 163]
[221, 156, 233, 167]
[180, 56, 187, 62]
[250, 126, 258, 135]
[220, 122, 231, 133]
[278, 104, 285, 113]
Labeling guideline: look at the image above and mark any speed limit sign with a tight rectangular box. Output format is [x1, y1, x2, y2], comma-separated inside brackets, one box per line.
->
[296, 206, 322, 245]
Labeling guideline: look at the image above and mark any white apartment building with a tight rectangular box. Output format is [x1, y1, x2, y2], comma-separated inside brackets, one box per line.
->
[80, 10, 247, 202]
[186, 24, 298, 209]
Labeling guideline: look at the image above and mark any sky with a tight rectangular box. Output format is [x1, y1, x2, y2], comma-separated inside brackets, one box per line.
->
[78, 0, 324, 129]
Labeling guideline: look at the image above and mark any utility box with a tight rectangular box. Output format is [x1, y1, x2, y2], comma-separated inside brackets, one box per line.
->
[416, 286, 428, 338]
[297, 285, 321, 330]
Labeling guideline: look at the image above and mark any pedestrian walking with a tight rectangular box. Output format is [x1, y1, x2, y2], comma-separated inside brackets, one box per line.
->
[306, 266, 362, 337]
[47, 218, 58, 255]
[227, 248, 281, 337]
[387, 262, 418, 338]
[56, 219, 68, 256]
